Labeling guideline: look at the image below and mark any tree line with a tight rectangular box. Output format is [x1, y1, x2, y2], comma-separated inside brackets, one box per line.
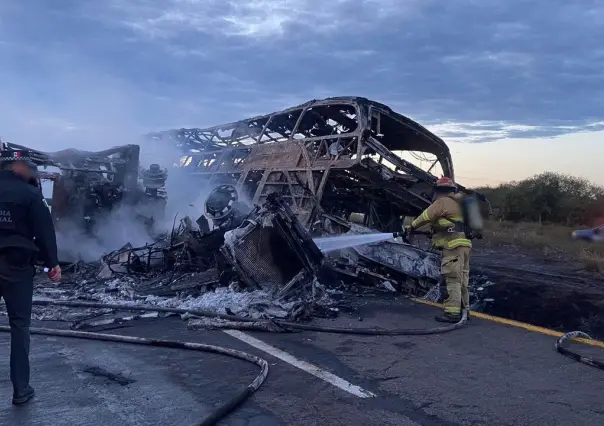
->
[474, 172, 604, 227]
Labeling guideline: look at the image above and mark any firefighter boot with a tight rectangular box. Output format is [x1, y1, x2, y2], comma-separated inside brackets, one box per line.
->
[434, 312, 462, 323]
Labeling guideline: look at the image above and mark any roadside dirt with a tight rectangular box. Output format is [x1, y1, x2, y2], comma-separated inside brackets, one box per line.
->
[471, 244, 604, 339]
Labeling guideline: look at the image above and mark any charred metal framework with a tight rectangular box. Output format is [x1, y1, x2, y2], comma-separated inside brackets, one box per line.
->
[4, 142, 141, 185]
[148, 97, 483, 231]
[2, 142, 166, 230]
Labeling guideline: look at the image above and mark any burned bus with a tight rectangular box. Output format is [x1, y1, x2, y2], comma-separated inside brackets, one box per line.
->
[147, 96, 488, 232]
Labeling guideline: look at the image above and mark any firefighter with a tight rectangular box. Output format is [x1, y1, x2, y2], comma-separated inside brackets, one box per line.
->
[405, 176, 471, 323]
[0, 149, 61, 405]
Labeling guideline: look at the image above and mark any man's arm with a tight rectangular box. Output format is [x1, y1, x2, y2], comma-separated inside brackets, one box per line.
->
[28, 192, 59, 268]
[410, 199, 446, 229]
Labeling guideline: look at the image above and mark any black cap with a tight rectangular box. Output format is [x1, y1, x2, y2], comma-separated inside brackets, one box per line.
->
[0, 149, 38, 170]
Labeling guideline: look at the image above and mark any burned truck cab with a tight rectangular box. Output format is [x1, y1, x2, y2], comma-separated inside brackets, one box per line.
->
[49, 146, 141, 232]
[3, 142, 167, 238]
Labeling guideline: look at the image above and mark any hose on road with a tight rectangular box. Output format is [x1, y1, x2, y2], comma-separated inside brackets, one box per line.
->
[556, 331, 604, 371]
[0, 325, 269, 426]
[32, 299, 468, 335]
[0, 298, 463, 425]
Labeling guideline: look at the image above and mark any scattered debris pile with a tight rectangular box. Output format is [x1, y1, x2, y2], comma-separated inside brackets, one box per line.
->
[96, 188, 324, 298]
[25, 188, 335, 326]
[222, 193, 324, 296]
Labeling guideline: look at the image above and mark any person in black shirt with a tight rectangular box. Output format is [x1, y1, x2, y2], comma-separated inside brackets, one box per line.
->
[0, 149, 61, 405]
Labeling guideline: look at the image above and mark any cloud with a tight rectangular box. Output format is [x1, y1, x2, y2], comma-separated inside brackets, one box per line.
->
[0, 0, 602, 148]
[100, 0, 426, 39]
[427, 121, 604, 143]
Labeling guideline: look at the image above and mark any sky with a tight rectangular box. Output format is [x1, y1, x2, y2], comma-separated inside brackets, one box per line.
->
[0, 0, 603, 187]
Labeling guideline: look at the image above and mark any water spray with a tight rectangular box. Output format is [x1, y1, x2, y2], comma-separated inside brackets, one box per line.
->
[312, 232, 403, 253]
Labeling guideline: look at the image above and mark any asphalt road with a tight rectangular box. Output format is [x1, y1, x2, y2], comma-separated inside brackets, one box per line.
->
[0, 296, 603, 426]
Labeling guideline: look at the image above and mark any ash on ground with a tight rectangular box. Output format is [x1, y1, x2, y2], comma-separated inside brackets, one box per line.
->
[13, 192, 342, 330]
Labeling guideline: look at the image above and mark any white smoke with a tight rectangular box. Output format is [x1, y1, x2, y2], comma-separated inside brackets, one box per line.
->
[51, 138, 215, 263]
[46, 134, 258, 263]
[0, 59, 252, 263]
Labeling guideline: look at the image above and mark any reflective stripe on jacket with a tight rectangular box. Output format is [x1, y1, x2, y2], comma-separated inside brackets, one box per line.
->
[410, 194, 472, 249]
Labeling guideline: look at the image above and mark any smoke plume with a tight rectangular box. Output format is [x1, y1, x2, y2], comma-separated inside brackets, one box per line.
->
[0, 58, 248, 262]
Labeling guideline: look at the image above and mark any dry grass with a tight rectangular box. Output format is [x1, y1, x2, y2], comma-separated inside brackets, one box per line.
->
[483, 221, 604, 273]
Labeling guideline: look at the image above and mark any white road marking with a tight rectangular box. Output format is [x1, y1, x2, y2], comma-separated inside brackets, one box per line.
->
[223, 330, 376, 398]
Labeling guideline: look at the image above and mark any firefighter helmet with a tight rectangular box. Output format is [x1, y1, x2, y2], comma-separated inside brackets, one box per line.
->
[435, 176, 456, 189]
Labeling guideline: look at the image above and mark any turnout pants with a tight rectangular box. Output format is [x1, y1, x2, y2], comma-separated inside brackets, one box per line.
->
[441, 246, 471, 316]
[0, 259, 34, 395]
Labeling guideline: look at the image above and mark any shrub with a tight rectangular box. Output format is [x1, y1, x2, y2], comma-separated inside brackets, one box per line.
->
[476, 172, 604, 227]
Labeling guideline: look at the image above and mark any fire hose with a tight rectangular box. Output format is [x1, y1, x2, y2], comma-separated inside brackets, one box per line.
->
[556, 331, 604, 371]
[0, 298, 467, 425]
[3, 304, 600, 426]
[1, 225, 467, 424]
[4, 226, 593, 425]
[0, 225, 465, 424]
[34, 300, 604, 373]
[30, 299, 468, 335]
[553, 227, 604, 370]
[0, 324, 269, 426]
[11, 299, 603, 424]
